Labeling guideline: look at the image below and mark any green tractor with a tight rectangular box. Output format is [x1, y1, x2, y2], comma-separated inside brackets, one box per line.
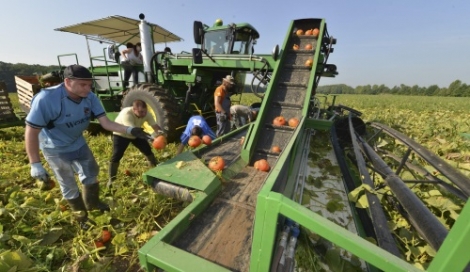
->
[19, 13, 282, 141]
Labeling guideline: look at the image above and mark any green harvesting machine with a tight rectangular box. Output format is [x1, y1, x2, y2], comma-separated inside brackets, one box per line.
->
[132, 16, 470, 272]
[10, 13, 470, 272]
[132, 19, 470, 271]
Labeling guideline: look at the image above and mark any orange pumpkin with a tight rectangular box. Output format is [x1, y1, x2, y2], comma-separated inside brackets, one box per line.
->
[296, 29, 304, 35]
[312, 28, 319, 37]
[305, 29, 313, 35]
[305, 59, 313, 68]
[102, 230, 112, 243]
[273, 116, 286, 126]
[94, 240, 105, 248]
[271, 146, 281, 153]
[254, 159, 270, 172]
[293, 44, 299, 50]
[202, 135, 212, 145]
[59, 204, 67, 212]
[304, 43, 313, 50]
[188, 135, 202, 147]
[288, 117, 300, 128]
[208, 156, 225, 171]
[152, 135, 167, 150]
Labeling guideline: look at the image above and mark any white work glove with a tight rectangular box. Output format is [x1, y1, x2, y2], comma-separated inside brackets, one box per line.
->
[31, 162, 55, 190]
[31, 162, 49, 181]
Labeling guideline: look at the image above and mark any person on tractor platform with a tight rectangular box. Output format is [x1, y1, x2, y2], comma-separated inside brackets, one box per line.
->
[121, 42, 143, 88]
[108, 100, 163, 188]
[214, 75, 235, 137]
[25, 64, 150, 230]
[176, 115, 216, 155]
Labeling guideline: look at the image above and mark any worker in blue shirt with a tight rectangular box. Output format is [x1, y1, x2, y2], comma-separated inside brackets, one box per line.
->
[176, 115, 216, 154]
[25, 64, 149, 230]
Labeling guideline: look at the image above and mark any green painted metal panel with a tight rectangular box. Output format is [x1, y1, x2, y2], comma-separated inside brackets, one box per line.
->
[143, 151, 218, 192]
[304, 118, 332, 130]
[271, 193, 420, 272]
[141, 241, 231, 272]
[249, 192, 282, 272]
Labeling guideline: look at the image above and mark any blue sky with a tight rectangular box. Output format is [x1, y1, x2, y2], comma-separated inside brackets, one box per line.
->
[1, 1, 468, 88]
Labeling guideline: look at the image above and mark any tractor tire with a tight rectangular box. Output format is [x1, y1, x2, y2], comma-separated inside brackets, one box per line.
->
[122, 84, 182, 142]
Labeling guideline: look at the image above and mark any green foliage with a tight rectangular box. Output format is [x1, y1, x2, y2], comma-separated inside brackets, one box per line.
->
[0, 61, 60, 93]
[1, 92, 469, 270]
[317, 80, 470, 97]
[0, 125, 183, 270]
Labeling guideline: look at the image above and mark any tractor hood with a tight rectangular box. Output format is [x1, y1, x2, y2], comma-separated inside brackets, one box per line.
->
[54, 15, 183, 45]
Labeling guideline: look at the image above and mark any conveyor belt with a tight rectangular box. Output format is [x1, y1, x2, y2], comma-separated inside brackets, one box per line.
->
[171, 19, 321, 271]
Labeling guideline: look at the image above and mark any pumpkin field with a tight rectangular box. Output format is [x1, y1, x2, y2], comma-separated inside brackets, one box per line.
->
[0, 93, 469, 271]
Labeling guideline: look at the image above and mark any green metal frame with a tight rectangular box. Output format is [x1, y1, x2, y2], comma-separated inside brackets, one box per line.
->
[139, 116, 470, 271]
[249, 119, 470, 272]
[137, 17, 470, 271]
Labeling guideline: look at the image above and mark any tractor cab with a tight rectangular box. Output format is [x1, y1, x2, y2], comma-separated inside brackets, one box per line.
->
[194, 19, 259, 55]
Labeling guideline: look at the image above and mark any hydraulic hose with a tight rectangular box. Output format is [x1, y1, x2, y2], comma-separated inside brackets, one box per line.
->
[348, 115, 401, 257]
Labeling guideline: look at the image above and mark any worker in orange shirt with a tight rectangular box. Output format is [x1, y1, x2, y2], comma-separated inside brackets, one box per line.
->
[214, 75, 235, 137]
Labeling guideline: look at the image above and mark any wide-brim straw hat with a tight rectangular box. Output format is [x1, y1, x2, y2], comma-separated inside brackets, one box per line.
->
[222, 75, 235, 85]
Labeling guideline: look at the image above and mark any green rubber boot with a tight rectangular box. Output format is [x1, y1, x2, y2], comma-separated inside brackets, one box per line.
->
[66, 193, 94, 230]
[83, 183, 110, 212]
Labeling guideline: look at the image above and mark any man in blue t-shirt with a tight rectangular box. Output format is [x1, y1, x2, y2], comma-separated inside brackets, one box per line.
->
[25, 64, 149, 230]
[176, 115, 216, 154]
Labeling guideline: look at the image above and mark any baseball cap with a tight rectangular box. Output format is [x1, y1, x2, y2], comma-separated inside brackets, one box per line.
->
[63, 64, 95, 80]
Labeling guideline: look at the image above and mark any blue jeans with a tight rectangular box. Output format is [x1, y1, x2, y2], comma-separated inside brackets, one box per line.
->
[216, 112, 231, 137]
[122, 61, 139, 87]
[43, 144, 99, 199]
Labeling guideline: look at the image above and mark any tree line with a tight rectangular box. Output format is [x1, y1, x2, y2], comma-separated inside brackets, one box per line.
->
[316, 82, 470, 97]
[0, 61, 60, 92]
[2, 61, 469, 97]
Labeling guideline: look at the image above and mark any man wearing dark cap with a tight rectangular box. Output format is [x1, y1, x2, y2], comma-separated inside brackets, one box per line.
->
[25, 64, 150, 230]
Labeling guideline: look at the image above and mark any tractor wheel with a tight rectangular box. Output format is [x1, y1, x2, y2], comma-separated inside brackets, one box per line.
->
[122, 84, 182, 142]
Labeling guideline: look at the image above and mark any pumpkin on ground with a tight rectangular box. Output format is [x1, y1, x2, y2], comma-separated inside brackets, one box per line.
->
[288, 118, 300, 128]
[254, 159, 270, 172]
[273, 116, 286, 126]
[271, 146, 281, 153]
[152, 135, 167, 150]
[94, 240, 105, 248]
[102, 230, 112, 243]
[208, 156, 225, 171]
[202, 135, 212, 145]
[188, 135, 202, 147]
